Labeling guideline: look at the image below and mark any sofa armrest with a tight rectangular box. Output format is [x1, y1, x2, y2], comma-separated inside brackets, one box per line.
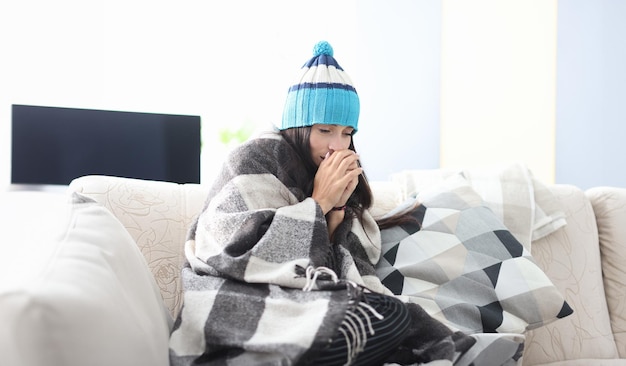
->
[586, 186, 626, 357]
[0, 191, 172, 366]
[524, 184, 619, 365]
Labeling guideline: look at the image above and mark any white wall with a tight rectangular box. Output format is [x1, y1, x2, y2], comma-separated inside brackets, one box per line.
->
[0, 0, 361, 187]
[556, 0, 626, 189]
[440, 0, 557, 183]
[2, 0, 625, 190]
[354, 0, 441, 180]
[0, 0, 447, 187]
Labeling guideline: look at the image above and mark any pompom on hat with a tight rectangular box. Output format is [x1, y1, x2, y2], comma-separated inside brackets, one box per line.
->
[280, 41, 360, 132]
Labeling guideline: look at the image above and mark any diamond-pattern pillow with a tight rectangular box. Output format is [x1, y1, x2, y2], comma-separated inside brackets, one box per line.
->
[375, 175, 573, 334]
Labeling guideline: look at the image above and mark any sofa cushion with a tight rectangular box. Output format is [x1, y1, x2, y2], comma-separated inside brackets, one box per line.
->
[375, 174, 572, 334]
[389, 163, 567, 251]
[0, 192, 172, 366]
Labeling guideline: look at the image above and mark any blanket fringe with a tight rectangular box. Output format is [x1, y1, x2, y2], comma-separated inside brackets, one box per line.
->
[302, 265, 339, 291]
[302, 266, 385, 366]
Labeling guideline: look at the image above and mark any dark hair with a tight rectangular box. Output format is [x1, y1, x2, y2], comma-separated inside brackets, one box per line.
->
[375, 203, 422, 230]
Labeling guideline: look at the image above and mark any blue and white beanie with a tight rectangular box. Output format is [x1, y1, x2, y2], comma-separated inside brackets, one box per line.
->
[280, 41, 360, 132]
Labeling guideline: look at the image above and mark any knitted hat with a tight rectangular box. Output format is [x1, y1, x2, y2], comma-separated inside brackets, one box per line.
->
[280, 41, 360, 131]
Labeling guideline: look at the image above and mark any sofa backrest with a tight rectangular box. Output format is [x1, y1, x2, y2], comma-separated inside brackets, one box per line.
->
[69, 175, 209, 317]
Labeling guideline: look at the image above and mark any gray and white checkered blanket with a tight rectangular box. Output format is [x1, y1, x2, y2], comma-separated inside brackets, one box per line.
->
[168, 133, 524, 365]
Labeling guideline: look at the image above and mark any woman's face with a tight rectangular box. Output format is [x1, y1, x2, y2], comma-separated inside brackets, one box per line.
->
[309, 124, 354, 166]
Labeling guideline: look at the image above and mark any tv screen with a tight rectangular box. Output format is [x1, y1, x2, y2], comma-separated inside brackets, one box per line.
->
[11, 105, 201, 186]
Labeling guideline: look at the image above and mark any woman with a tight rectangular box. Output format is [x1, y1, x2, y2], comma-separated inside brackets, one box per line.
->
[169, 41, 472, 366]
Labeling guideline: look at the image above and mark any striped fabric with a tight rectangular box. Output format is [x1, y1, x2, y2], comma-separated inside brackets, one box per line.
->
[280, 41, 360, 131]
[311, 293, 410, 366]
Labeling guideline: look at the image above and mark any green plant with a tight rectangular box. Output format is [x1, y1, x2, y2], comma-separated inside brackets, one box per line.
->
[218, 123, 254, 146]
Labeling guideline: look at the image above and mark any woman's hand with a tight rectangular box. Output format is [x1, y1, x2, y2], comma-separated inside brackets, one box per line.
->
[312, 149, 362, 214]
[337, 168, 359, 207]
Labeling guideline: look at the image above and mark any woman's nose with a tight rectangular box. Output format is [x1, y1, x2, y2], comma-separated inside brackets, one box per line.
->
[329, 136, 344, 151]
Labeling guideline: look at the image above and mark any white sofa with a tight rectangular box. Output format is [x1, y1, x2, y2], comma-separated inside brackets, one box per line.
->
[2, 169, 626, 366]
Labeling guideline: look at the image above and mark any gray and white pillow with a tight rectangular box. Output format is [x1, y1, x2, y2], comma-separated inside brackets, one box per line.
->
[376, 174, 573, 334]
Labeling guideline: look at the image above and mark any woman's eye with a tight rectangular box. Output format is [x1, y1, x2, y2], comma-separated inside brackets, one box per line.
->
[319, 128, 330, 133]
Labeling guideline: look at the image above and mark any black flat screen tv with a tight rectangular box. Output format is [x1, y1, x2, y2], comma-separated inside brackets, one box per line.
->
[11, 105, 201, 186]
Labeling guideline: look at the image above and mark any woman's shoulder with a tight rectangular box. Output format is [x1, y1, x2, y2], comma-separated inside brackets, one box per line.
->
[225, 130, 294, 171]
[232, 130, 286, 156]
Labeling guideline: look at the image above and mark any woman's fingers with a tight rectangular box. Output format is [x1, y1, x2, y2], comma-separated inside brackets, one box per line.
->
[321, 150, 359, 169]
[337, 169, 361, 205]
[313, 150, 362, 213]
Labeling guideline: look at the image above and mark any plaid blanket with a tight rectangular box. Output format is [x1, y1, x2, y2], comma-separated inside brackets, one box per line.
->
[168, 133, 524, 365]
